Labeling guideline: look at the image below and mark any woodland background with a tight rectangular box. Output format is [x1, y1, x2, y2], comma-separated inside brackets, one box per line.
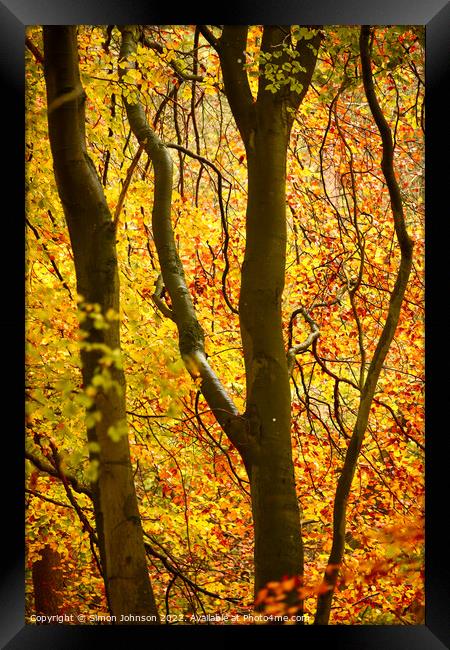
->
[25, 24, 424, 625]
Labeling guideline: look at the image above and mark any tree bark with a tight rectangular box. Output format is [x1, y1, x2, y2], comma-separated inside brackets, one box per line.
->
[218, 25, 322, 598]
[118, 27, 253, 471]
[43, 26, 160, 623]
[243, 130, 303, 592]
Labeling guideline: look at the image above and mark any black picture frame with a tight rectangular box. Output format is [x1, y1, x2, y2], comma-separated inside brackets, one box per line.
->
[3, 0, 448, 647]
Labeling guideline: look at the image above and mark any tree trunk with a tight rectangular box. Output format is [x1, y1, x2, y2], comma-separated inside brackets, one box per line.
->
[119, 24, 321, 609]
[42, 26, 159, 623]
[32, 545, 65, 619]
[243, 126, 302, 592]
[218, 25, 322, 599]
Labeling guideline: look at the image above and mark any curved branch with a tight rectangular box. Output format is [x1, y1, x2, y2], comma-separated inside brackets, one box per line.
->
[118, 26, 252, 468]
[314, 25, 414, 624]
[25, 449, 92, 498]
[152, 273, 175, 321]
[287, 307, 320, 375]
[287, 280, 357, 376]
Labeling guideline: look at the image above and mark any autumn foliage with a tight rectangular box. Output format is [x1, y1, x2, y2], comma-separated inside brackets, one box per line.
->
[25, 25, 424, 624]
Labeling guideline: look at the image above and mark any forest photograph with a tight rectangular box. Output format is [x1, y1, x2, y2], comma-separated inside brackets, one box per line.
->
[24, 24, 425, 626]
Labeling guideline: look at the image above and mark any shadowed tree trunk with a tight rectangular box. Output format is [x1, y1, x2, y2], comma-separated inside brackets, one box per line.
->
[32, 545, 65, 619]
[43, 26, 160, 623]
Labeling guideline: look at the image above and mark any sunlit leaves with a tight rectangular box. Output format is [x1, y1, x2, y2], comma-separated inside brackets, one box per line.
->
[25, 24, 424, 624]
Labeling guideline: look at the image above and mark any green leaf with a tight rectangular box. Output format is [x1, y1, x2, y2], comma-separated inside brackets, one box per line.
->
[85, 459, 99, 482]
[107, 419, 128, 442]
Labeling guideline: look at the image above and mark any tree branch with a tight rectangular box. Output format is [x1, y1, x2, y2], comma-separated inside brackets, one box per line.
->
[26, 488, 74, 510]
[194, 391, 250, 496]
[373, 398, 425, 451]
[217, 26, 255, 146]
[141, 34, 204, 82]
[287, 307, 320, 375]
[26, 36, 44, 65]
[165, 142, 238, 314]
[287, 281, 356, 376]
[151, 273, 175, 320]
[25, 217, 73, 299]
[143, 536, 241, 605]
[118, 26, 252, 469]
[256, 26, 323, 128]
[113, 143, 144, 230]
[198, 26, 220, 52]
[25, 449, 92, 498]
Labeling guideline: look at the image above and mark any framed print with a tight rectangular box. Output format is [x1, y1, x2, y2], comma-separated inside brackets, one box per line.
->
[1, 0, 448, 647]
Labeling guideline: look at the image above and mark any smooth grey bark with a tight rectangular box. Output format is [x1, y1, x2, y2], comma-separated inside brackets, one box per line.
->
[43, 26, 160, 623]
[314, 25, 414, 624]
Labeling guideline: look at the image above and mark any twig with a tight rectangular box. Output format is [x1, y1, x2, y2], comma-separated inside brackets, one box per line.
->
[26, 488, 74, 510]
[48, 441, 102, 577]
[194, 391, 250, 495]
[25, 218, 73, 299]
[165, 142, 238, 315]
[142, 35, 204, 82]
[25, 449, 92, 497]
[113, 143, 144, 229]
[144, 537, 241, 604]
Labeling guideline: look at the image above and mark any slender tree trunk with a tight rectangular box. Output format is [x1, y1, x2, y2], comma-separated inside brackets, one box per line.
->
[43, 26, 160, 623]
[314, 25, 414, 624]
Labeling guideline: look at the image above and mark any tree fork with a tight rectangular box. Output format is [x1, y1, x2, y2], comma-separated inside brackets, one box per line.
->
[120, 23, 321, 610]
[217, 25, 322, 600]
